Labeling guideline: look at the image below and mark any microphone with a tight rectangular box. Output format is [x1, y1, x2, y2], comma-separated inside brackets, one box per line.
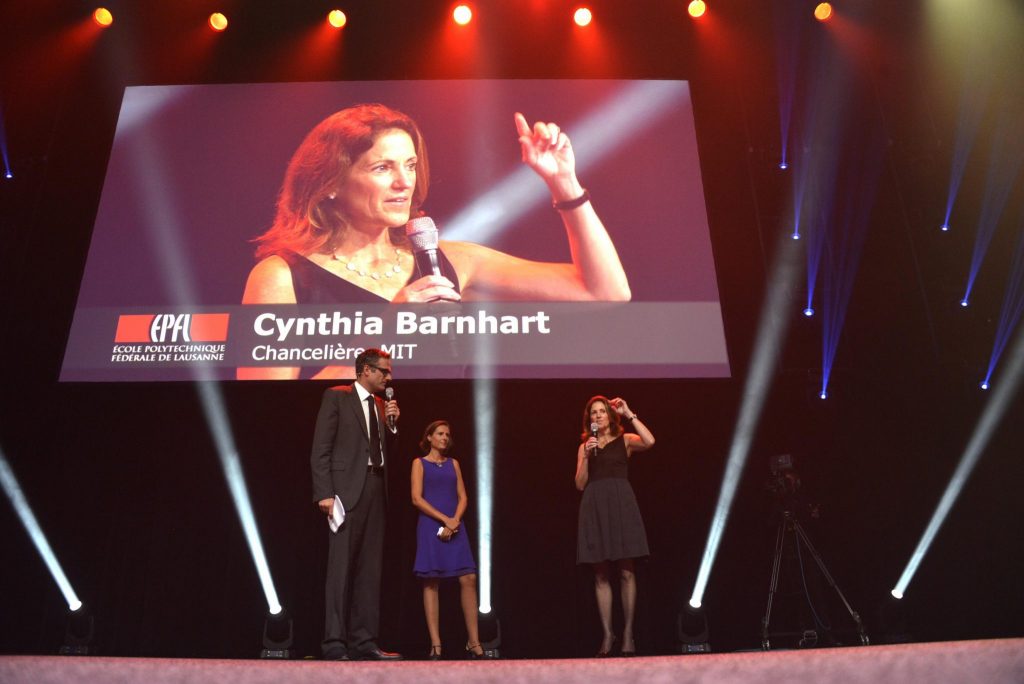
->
[385, 387, 395, 430]
[406, 216, 443, 278]
[590, 422, 599, 454]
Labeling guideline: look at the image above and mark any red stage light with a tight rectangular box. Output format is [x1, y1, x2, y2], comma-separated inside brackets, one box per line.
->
[92, 8, 113, 27]
[574, 7, 593, 27]
[688, 1, 707, 19]
[814, 3, 833, 22]
[209, 12, 228, 32]
[327, 10, 347, 29]
[453, 4, 472, 26]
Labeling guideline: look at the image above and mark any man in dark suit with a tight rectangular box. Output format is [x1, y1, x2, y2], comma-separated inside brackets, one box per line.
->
[311, 348, 402, 661]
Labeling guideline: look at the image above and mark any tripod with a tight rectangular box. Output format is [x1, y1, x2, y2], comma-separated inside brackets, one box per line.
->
[760, 510, 869, 650]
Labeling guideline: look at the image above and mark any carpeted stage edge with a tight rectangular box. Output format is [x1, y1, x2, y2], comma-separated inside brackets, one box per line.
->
[1, 638, 1022, 683]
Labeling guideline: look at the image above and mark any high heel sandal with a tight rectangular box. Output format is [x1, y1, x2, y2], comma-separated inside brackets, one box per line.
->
[465, 642, 486, 659]
[428, 644, 442, 660]
[596, 635, 617, 658]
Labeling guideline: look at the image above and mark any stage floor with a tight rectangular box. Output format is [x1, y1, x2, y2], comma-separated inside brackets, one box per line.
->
[1, 638, 1022, 684]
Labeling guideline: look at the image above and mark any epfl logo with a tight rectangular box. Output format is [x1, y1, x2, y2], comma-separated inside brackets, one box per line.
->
[115, 313, 230, 343]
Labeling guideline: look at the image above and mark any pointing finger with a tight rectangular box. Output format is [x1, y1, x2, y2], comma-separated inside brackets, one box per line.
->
[514, 112, 530, 137]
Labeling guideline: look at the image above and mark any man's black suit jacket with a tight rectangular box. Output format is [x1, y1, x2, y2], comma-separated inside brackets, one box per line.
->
[310, 384, 391, 509]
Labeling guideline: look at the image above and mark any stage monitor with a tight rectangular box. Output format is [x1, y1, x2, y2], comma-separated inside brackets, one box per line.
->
[60, 79, 729, 381]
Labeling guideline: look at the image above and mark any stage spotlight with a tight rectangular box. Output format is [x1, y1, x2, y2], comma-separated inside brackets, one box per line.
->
[59, 605, 94, 656]
[891, 588, 903, 599]
[209, 12, 228, 32]
[689, 230, 801, 610]
[980, 381, 989, 390]
[574, 7, 593, 27]
[803, 307, 814, 317]
[791, 232, 801, 240]
[960, 298, 969, 307]
[874, 594, 912, 644]
[779, 161, 789, 170]
[677, 605, 711, 654]
[92, 8, 113, 27]
[1, 448, 83, 615]
[453, 4, 473, 25]
[4, 171, 11, 179]
[260, 609, 293, 659]
[940, 224, 950, 232]
[814, 3, 833, 22]
[327, 10, 347, 28]
[819, 390, 828, 399]
[688, 1, 707, 19]
[478, 611, 502, 658]
[892, 322, 1024, 601]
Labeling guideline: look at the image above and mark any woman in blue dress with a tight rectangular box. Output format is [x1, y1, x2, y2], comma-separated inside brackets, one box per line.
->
[411, 420, 486, 659]
[575, 396, 656, 657]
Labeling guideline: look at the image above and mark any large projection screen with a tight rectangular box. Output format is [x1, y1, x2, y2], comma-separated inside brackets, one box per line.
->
[60, 80, 729, 381]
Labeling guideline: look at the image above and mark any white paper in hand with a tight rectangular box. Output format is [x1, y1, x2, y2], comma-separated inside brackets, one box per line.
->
[328, 495, 346, 533]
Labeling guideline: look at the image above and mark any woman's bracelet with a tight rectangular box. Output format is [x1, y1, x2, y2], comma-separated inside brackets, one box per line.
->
[552, 188, 590, 211]
[627, 413, 638, 422]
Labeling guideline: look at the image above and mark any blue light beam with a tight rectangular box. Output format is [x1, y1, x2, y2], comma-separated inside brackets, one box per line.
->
[0, 97, 12, 180]
[942, 64, 991, 231]
[961, 104, 1024, 305]
[819, 132, 885, 399]
[982, 211, 1024, 388]
[772, 0, 806, 174]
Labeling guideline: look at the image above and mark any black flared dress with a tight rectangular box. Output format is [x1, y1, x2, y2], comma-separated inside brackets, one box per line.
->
[577, 434, 649, 564]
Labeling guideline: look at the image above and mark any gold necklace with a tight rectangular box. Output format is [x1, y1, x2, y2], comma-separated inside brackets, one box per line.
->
[332, 247, 405, 281]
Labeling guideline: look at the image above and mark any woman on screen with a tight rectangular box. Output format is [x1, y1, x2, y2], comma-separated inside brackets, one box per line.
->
[574, 395, 655, 657]
[410, 420, 491, 660]
[239, 103, 629, 379]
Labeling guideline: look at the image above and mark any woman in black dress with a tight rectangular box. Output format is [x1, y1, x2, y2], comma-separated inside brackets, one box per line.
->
[240, 104, 631, 379]
[575, 395, 655, 656]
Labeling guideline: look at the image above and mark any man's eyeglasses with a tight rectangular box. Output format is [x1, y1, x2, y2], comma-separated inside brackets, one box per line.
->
[367, 364, 393, 377]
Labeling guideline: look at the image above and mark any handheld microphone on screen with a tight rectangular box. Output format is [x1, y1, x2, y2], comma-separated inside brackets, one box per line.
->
[406, 217, 443, 278]
[405, 215, 462, 364]
[590, 422, 599, 455]
[385, 386, 395, 430]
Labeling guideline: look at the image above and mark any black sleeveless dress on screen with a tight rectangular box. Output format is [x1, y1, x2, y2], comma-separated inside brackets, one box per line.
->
[276, 250, 463, 379]
[280, 249, 462, 303]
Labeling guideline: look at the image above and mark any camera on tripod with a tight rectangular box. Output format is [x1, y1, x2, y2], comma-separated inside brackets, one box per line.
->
[760, 454, 867, 650]
[764, 454, 819, 520]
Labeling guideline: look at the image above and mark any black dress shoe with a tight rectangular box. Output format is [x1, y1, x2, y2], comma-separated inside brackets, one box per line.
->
[356, 648, 404, 661]
[323, 650, 350, 661]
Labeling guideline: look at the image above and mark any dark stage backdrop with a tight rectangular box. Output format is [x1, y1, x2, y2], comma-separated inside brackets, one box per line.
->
[2, 0, 1023, 662]
[1, 373, 1021, 658]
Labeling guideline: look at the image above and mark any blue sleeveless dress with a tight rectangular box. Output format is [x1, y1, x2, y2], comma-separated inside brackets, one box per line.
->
[413, 457, 478, 578]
